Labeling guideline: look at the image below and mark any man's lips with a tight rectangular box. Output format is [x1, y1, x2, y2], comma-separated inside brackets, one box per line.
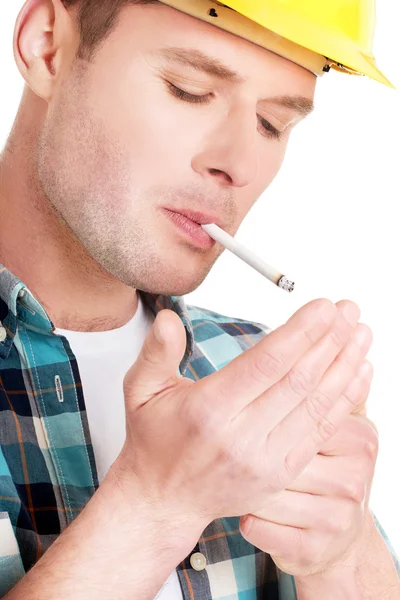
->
[161, 208, 217, 249]
[162, 206, 223, 227]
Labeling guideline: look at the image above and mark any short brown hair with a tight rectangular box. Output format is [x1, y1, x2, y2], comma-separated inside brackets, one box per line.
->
[61, 0, 159, 61]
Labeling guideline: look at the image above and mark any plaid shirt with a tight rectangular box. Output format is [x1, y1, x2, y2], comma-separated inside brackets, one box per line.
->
[0, 264, 399, 599]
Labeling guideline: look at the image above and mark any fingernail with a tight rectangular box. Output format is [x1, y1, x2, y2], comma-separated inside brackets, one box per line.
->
[358, 361, 373, 382]
[343, 302, 361, 325]
[354, 325, 372, 349]
[154, 319, 165, 344]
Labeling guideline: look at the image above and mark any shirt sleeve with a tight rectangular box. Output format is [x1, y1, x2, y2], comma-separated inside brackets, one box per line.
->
[0, 514, 25, 598]
[0, 446, 26, 598]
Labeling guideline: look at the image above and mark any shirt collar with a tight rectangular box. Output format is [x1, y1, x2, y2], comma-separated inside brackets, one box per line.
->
[0, 264, 194, 375]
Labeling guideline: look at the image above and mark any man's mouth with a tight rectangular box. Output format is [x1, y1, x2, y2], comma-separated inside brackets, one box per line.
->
[161, 207, 218, 249]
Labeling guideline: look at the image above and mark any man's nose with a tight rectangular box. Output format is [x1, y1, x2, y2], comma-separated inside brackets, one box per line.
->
[191, 104, 260, 189]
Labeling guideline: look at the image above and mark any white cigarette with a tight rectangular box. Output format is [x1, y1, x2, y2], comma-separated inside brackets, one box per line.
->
[201, 223, 295, 293]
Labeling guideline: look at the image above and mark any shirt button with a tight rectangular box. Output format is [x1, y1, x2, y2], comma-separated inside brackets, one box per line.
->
[18, 289, 26, 299]
[190, 552, 207, 571]
[0, 324, 6, 343]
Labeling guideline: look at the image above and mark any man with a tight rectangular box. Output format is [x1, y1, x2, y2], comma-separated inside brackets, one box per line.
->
[0, 0, 399, 598]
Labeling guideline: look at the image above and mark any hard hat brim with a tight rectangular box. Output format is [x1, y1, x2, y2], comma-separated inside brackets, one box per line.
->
[158, 0, 394, 88]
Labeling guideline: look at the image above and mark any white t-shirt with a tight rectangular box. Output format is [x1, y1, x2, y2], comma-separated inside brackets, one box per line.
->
[54, 294, 183, 600]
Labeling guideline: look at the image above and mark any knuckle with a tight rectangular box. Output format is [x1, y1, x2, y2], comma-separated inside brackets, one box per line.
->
[185, 399, 221, 438]
[309, 415, 337, 445]
[140, 338, 162, 368]
[284, 448, 309, 483]
[217, 442, 238, 466]
[343, 476, 366, 503]
[251, 350, 285, 383]
[263, 437, 292, 493]
[282, 451, 298, 485]
[339, 350, 358, 372]
[364, 430, 379, 459]
[323, 513, 337, 533]
[329, 503, 354, 534]
[218, 440, 255, 477]
[122, 375, 134, 399]
[266, 465, 291, 494]
[306, 390, 334, 421]
[328, 326, 346, 351]
[286, 366, 316, 397]
[341, 385, 360, 409]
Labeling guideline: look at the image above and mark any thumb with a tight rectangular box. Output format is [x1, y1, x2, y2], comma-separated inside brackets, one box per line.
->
[123, 308, 188, 410]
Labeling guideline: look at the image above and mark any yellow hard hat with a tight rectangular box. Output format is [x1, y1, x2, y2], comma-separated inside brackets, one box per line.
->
[158, 0, 393, 87]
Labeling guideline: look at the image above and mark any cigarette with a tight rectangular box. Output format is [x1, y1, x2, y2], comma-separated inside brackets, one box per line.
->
[201, 223, 295, 293]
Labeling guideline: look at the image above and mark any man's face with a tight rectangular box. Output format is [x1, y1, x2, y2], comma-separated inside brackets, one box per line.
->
[36, 3, 316, 296]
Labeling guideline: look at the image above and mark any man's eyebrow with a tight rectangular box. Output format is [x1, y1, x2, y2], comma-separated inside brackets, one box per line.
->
[156, 47, 315, 116]
[157, 47, 246, 83]
[263, 95, 315, 117]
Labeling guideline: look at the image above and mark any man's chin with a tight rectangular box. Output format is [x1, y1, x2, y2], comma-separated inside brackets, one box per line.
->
[99, 244, 220, 297]
[135, 267, 214, 298]
[138, 279, 204, 298]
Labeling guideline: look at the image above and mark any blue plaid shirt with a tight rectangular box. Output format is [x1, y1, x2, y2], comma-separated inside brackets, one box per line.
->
[0, 264, 399, 599]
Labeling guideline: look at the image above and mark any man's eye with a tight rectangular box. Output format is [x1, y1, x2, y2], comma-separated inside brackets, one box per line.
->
[166, 82, 212, 104]
[258, 116, 282, 141]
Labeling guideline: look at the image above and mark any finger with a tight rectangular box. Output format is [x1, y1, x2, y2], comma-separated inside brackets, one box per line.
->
[350, 361, 373, 416]
[239, 517, 357, 576]
[249, 490, 357, 531]
[321, 363, 377, 432]
[194, 298, 338, 418]
[287, 454, 372, 501]
[318, 413, 378, 457]
[123, 309, 188, 411]
[280, 319, 371, 437]
[271, 301, 364, 419]
[251, 323, 371, 478]
[231, 301, 360, 440]
[285, 360, 374, 476]
[234, 302, 365, 440]
[353, 404, 367, 417]
[240, 514, 307, 558]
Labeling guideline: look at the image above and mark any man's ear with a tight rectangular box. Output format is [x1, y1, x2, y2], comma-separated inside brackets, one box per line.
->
[13, 0, 79, 102]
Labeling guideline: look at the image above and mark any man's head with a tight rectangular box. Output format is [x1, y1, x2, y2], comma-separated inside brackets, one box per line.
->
[10, 0, 316, 296]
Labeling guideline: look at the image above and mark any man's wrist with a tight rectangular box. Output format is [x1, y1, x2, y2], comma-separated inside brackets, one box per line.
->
[104, 460, 208, 556]
[5, 466, 208, 600]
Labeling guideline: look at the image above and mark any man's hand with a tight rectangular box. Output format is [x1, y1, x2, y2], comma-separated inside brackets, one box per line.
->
[113, 299, 370, 533]
[239, 381, 379, 578]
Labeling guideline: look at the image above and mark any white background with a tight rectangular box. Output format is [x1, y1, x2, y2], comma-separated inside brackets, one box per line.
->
[1, 1, 399, 559]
